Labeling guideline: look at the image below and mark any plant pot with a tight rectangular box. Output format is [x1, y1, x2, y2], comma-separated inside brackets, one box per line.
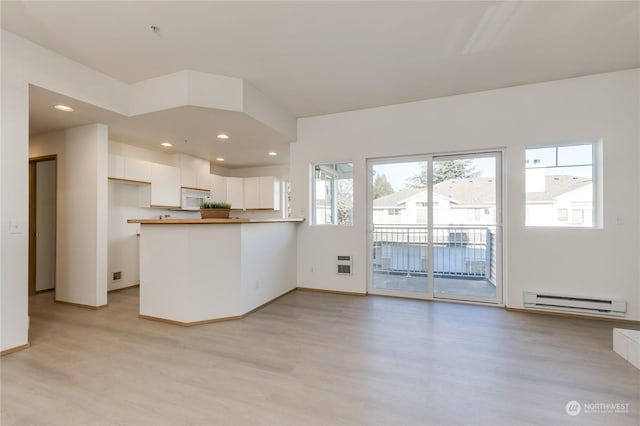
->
[200, 208, 231, 219]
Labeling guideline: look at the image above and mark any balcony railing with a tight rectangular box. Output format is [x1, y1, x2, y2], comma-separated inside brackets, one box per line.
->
[373, 225, 496, 282]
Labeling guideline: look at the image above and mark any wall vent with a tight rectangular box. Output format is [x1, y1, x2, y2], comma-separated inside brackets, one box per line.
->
[112, 271, 122, 281]
[337, 255, 352, 275]
[523, 292, 626, 317]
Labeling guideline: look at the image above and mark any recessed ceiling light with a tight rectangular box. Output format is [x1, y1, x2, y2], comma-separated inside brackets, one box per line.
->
[268, 152, 277, 156]
[216, 157, 225, 162]
[53, 104, 74, 112]
[161, 142, 173, 147]
[217, 134, 229, 140]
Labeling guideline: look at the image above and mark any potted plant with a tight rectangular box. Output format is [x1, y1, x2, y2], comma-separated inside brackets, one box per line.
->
[200, 201, 232, 219]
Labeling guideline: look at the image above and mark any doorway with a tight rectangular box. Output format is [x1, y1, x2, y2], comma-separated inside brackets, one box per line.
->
[368, 152, 502, 304]
[29, 156, 57, 296]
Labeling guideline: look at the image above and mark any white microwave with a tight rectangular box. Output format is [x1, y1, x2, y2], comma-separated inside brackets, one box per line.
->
[181, 188, 210, 211]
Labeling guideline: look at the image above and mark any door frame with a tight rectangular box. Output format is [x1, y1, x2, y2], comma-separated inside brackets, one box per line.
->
[28, 155, 58, 297]
[367, 150, 504, 304]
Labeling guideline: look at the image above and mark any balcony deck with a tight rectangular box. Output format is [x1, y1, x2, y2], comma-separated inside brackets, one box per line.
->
[373, 272, 497, 298]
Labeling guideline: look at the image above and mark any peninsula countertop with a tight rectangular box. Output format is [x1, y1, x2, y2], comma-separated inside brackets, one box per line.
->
[127, 218, 305, 224]
[133, 216, 300, 325]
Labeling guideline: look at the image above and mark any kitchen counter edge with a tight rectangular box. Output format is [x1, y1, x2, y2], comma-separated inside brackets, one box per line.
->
[127, 218, 305, 224]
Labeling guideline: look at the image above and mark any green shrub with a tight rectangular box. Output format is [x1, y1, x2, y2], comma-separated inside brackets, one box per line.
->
[200, 201, 232, 209]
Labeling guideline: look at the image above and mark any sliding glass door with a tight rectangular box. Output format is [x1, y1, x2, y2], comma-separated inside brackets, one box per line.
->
[432, 153, 501, 302]
[368, 152, 502, 303]
[369, 158, 430, 298]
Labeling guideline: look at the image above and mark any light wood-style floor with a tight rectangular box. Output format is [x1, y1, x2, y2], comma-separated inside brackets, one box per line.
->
[2, 288, 639, 426]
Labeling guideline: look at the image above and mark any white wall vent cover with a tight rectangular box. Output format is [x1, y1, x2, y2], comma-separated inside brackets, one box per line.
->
[523, 292, 626, 317]
[337, 255, 353, 275]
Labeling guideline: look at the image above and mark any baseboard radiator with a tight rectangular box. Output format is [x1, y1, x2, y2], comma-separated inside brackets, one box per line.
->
[523, 292, 626, 317]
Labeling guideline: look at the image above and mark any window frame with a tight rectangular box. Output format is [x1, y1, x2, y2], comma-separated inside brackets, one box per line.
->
[524, 141, 602, 229]
[311, 161, 354, 226]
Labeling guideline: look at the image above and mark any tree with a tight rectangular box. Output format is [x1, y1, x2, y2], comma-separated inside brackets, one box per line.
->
[336, 179, 353, 225]
[405, 160, 480, 188]
[373, 174, 394, 199]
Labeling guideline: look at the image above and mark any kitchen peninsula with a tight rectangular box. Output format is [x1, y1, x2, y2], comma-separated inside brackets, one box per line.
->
[127, 218, 303, 325]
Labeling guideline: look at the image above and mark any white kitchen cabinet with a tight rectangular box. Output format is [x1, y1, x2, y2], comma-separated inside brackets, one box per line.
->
[151, 163, 181, 207]
[125, 158, 152, 183]
[244, 177, 261, 209]
[209, 174, 227, 203]
[108, 155, 152, 183]
[179, 154, 211, 191]
[226, 177, 244, 209]
[259, 176, 280, 210]
[244, 176, 280, 210]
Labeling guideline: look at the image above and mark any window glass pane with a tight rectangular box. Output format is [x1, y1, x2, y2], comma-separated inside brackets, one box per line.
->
[525, 143, 595, 228]
[312, 162, 353, 225]
[557, 208, 568, 221]
[557, 144, 592, 167]
[526, 147, 556, 168]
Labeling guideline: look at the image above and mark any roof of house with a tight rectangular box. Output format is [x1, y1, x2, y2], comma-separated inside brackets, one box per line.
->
[373, 175, 592, 208]
[373, 187, 425, 207]
[434, 177, 497, 205]
[524, 175, 591, 202]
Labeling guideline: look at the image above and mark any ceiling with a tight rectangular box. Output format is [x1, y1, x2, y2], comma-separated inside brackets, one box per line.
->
[29, 85, 292, 168]
[5, 1, 640, 167]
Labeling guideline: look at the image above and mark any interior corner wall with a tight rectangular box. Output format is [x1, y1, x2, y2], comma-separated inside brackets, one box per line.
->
[291, 69, 640, 320]
[30, 124, 109, 307]
[1, 79, 30, 352]
[1, 31, 128, 351]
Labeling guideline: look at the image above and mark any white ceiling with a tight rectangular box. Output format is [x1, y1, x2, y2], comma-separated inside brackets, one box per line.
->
[28, 85, 292, 168]
[5, 1, 640, 167]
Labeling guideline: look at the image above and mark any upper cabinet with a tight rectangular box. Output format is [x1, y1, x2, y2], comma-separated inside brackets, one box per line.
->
[244, 176, 280, 210]
[150, 163, 181, 208]
[108, 155, 152, 184]
[226, 177, 244, 210]
[210, 174, 227, 203]
[179, 154, 211, 191]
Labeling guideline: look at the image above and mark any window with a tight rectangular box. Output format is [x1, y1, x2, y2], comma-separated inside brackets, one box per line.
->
[312, 162, 353, 225]
[388, 209, 401, 215]
[525, 143, 596, 227]
[571, 209, 584, 224]
[557, 208, 568, 222]
[282, 180, 291, 219]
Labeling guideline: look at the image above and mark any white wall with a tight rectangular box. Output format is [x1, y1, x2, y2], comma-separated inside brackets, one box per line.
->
[1, 30, 129, 351]
[291, 69, 640, 319]
[30, 124, 109, 307]
[240, 222, 297, 312]
[35, 160, 56, 291]
[227, 164, 290, 180]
